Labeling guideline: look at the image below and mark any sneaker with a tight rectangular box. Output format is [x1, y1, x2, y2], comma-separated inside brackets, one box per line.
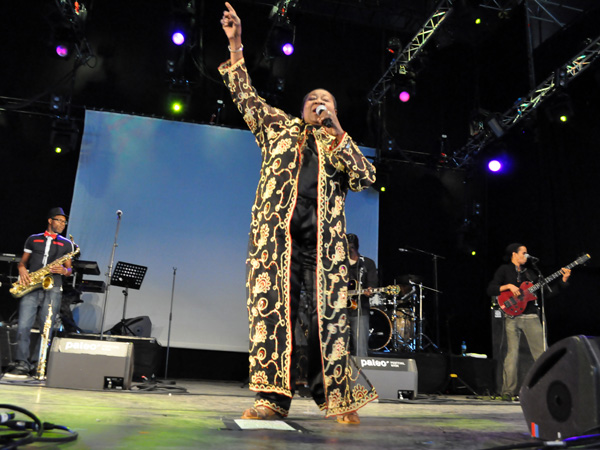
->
[3, 361, 30, 379]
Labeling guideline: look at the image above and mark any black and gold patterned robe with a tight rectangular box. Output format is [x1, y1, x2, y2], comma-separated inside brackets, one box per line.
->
[219, 58, 378, 416]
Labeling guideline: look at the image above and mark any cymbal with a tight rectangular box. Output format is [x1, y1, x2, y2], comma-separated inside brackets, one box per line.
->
[397, 274, 423, 285]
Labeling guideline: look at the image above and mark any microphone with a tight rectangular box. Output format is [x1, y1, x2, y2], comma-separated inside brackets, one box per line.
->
[525, 253, 539, 262]
[116, 210, 123, 217]
[315, 105, 333, 128]
[398, 248, 412, 253]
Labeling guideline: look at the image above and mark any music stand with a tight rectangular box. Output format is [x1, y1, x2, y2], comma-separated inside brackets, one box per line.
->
[108, 261, 147, 336]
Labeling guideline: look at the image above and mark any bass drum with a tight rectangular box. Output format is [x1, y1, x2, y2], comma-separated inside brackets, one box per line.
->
[368, 308, 392, 351]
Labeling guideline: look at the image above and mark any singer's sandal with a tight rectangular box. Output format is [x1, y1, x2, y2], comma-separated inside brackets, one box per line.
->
[336, 411, 360, 424]
[241, 406, 283, 420]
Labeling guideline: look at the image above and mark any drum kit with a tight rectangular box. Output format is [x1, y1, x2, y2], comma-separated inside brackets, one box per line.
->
[367, 274, 439, 353]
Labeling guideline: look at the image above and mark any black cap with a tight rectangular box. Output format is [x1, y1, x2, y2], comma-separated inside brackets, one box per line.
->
[347, 233, 359, 250]
[47, 207, 68, 219]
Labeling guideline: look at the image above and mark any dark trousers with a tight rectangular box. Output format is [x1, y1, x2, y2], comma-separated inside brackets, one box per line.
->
[255, 196, 326, 411]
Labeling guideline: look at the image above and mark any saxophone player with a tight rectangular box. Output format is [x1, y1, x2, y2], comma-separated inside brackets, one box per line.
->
[3, 207, 75, 379]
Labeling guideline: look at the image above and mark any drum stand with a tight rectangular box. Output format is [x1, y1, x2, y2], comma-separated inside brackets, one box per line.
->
[389, 288, 417, 352]
[410, 281, 441, 352]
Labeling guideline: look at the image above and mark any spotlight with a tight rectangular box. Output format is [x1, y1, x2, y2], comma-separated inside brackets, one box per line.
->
[486, 116, 505, 138]
[50, 94, 65, 115]
[488, 159, 502, 172]
[50, 119, 79, 155]
[545, 92, 574, 124]
[171, 31, 186, 46]
[392, 75, 416, 103]
[386, 37, 402, 54]
[266, 19, 295, 58]
[282, 42, 294, 56]
[167, 79, 191, 116]
[55, 44, 70, 58]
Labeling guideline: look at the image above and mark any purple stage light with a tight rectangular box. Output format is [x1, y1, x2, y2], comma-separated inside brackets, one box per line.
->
[488, 160, 502, 172]
[172, 31, 185, 46]
[282, 43, 294, 56]
[399, 91, 410, 103]
[56, 45, 69, 58]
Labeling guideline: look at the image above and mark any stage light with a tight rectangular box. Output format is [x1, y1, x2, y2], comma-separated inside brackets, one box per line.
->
[282, 42, 294, 56]
[471, 250, 477, 256]
[55, 44, 69, 58]
[488, 159, 502, 172]
[393, 76, 416, 103]
[171, 31, 185, 46]
[475, 17, 482, 25]
[50, 119, 79, 155]
[167, 79, 191, 116]
[266, 19, 295, 58]
[171, 101, 183, 113]
[545, 92, 574, 124]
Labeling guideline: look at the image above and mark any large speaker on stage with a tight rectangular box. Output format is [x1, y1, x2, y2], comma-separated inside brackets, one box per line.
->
[520, 335, 600, 440]
[355, 356, 418, 400]
[46, 337, 134, 390]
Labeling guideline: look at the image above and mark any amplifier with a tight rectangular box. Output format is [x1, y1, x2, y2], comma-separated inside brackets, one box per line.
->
[355, 356, 418, 400]
[46, 337, 134, 390]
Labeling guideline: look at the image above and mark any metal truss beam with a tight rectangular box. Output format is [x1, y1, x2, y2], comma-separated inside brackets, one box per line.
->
[478, 0, 585, 27]
[367, 0, 453, 105]
[451, 35, 600, 168]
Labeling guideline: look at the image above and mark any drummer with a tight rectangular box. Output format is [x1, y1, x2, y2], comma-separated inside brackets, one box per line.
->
[347, 234, 378, 356]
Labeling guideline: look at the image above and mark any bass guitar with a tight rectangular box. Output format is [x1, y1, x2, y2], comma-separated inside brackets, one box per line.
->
[347, 285, 401, 310]
[498, 254, 590, 317]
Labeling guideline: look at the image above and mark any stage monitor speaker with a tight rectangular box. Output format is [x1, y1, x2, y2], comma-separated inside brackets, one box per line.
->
[354, 356, 418, 400]
[520, 335, 600, 440]
[46, 337, 134, 390]
[108, 316, 152, 338]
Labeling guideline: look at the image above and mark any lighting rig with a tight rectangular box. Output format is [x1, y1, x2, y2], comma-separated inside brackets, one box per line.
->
[450, 35, 600, 168]
[366, 0, 454, 167]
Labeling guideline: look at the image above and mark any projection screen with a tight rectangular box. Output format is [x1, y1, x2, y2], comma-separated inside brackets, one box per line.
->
[68, 110, 378, 352]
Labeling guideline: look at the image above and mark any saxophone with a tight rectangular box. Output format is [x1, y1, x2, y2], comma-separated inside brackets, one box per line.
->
[36, 302, 53, 380]
[9, 247, 80, 298]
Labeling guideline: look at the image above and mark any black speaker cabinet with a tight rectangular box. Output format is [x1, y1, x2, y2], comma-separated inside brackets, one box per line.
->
[491, 307, 535, 394]
[355, 356, 418, 400]
[520, 335, 600, 440]
[46, 337, 134, 390]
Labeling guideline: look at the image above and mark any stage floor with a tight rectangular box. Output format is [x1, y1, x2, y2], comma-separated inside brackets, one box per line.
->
[0, 378, 538, 449]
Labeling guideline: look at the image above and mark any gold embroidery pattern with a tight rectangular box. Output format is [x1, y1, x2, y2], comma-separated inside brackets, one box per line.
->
[219, 58, 378, 415]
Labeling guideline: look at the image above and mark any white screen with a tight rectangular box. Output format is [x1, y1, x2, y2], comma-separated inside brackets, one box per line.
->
[68, 110, 378, 351]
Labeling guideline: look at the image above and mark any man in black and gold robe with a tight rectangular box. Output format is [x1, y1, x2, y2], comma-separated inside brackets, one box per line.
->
[219, 2, 377, 423]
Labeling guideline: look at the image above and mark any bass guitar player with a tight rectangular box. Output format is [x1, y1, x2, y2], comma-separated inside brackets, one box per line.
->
[486, 243, 573, 402]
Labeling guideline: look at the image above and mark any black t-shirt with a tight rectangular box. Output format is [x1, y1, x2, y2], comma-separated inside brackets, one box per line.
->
[348, 255, 378, 315]
[24, 233, 74, 287]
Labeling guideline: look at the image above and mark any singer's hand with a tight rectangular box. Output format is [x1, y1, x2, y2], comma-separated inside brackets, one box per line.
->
[319, 108, 344, 137]
[222, 3, 242, 49]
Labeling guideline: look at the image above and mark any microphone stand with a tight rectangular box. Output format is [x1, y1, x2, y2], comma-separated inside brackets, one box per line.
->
[164, 267, 177, 381]
[404, 246, 445, 348]
[530, 259, 550, 351]
[100, 211, 122, 339]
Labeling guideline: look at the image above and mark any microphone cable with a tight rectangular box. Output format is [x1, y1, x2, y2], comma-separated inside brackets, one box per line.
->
[0, 404, 78, 448]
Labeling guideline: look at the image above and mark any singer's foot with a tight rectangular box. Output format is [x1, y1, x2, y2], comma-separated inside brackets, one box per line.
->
[336, 411, 360, 424]
[241, 406, 283, 420]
